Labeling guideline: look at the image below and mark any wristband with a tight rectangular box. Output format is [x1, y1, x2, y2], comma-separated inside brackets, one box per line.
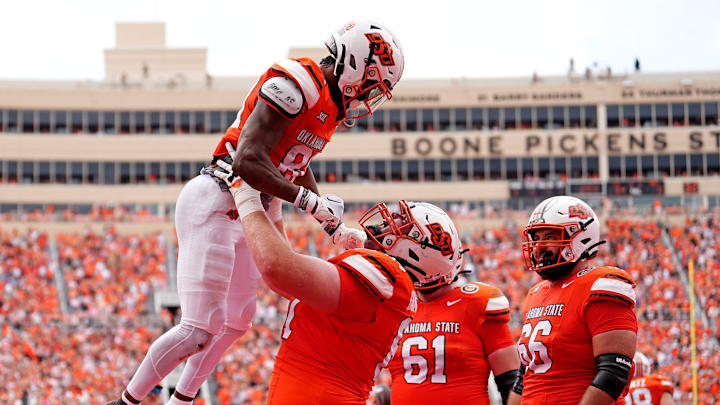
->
[293, 186, 318, 213]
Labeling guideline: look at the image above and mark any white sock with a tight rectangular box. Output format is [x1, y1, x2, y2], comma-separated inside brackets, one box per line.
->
[167, 395, 193, 405]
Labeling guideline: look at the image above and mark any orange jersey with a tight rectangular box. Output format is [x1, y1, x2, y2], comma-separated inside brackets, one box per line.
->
[518, 266, 638, 405]
[268, 249, 417, 405]
[388, 282, 514, 405]
[212, 57, 339, 182]
[625, 375, 674, 405]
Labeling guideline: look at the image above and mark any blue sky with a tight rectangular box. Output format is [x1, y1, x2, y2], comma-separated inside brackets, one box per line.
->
[1, 0, 719, 80]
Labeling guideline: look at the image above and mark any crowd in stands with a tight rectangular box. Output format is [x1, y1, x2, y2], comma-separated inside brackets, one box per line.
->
[1, 212, 719, 404]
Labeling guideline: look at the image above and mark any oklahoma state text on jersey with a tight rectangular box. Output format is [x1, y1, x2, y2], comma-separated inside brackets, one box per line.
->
[625, 375, 674, 405]
[212, 57, 339, 182]
[518, 266, 638, 405]
[267, 249, 417, 405]
[388, 282, 514, 405]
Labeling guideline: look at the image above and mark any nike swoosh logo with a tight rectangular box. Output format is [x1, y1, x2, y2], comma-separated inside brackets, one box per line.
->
[447, 299, 462, 306]
[562, 280, 576, 288]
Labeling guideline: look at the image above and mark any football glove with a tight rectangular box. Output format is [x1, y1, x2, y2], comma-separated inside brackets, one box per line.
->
[325, 222, 367, 250]
[294, 187, 344, 229]
[210, 159, 263, 220]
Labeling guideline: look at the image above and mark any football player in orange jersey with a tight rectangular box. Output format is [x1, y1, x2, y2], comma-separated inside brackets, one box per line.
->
[213, 177, 472, 404]
[383, 213, 520, 402]
[509, 196, 638, 405]
[625, 352, 675, 405]
[106, 18, 404, 405]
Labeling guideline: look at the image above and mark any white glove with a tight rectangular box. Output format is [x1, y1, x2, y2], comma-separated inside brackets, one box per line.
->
[213, 159, 263, 220]
[325, 222, 367, 250]
[294, 187, 344, 229]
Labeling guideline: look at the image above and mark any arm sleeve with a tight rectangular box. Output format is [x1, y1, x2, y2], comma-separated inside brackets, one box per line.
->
[333, 265, 378, 322]
[584, 300, 638, 336]
[479, 319, 516, 355]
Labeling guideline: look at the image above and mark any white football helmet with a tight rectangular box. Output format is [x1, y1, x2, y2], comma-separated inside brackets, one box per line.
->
[522, 196, 604, 273]
[633, 352, 652, 378]
[360, 201, 464, 290]
[324, 18, 404, 120]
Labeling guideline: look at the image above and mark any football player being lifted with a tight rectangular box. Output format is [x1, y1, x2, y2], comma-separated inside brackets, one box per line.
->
[378, 202, 520, 405]
[510, 196, 638, 405]
[106, 18, 404, 405]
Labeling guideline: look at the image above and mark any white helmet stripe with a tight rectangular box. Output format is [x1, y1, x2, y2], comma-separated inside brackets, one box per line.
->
[342, 254, 394, 299]
[275, 59, 321, 109]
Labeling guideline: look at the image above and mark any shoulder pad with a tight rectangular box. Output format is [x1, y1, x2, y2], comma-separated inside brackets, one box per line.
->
[653, 375, 674, 392]
[331, 249, 404, 301]
[584, 267, 636, 306]
[461, 282, 510, 318]
[259, 76, 304, 118]
[271, 58, 323, 109]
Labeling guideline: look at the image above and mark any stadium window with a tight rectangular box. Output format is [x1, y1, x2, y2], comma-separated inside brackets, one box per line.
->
[521, 157, 534, 179]
[21, 161, 34, 183]
[489, 158, 502, 180]
[6, 110, 18, 132]
[70, 161, 83, 184]
[358, 160, 371, 181]
[102, 111, 116, 133]
[343, 160, 356, 182]
[180, 162, 192, 182]
[456, 158, 468, 180]
[606, 105, 619, 128]
[655, 104, 669, 126]
[87, 162, 99, 184]
[21, 110, 35, 132]
[388, 109, 402, 132]
[309, 160, 321, 183]
[608, 156, 621, 178]
[639, 104, 652, 127]
[209, 111, 223, 133]
[70, 111, 83, 133]
[454, 108, 468, 131]
[504, 157, 517, 180]
[707, 153, 720, 175]
[0, 160, 3, 182]
[502, 107, 517, 130]
[657, 155, 671, 177]
[689, 153, 704, 176]
[551, 106, 565, 129]
[538, 157, 550, 179]
[471, 108, 485, 130]
[52, 162, 66, 183]
[407, 159, 419, 181]
[355, 114, 370, 132]
[568, 106, 581, 128]
[0, 110, 4, 132]
[688, 103, 702, 126]
[406, 109, 418, 132]
[192, 111, 206, 133]
[671, 103, 686, 126]
[420, 109, 434, 132]
[553, 156, 567, 179]
[440, 159, 453, 181]
[160, 111, 174, 134]
[119, 111, 131, 134]
[583, 105, 597, 128]
[7, 161, 18, 183]
[703, 102, 718, 125]
[487, 108, 499, 130]
[422, 159, 436, 181]
[85, 111, 98, 133]
[621, 104, 636, 128]
[324, 161, 337, 182]
[149, 162, 161, 183]
[438, 109, 451, 131]
[641, 155, 655, 178]
[164, 162, 177, 183]
[131, 162, 144, 183]
[520, 107, 532, 129]
[672, 154, 687, 176]
[38, 110, 50, 133]
[624, 155, 638, 178]
[52, 111, 67, 134]
[372, 109, 387, 132]
[374, 160, 387, 181]
[586, 156, 599, 178]
[471, 158, 485, 180]
[570, 156, 582, 178]
[103, 162, 116, 184]
[179, 111, 191, 134]
[225, 111, 236, 128]
[536, 106, 549, 129]
[133, 111, 146, 133]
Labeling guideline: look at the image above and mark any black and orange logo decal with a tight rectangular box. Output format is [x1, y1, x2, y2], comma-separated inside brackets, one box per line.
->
[568, 204, 590, 219]
[226, 209, 239, 221]
[426, 222, 453, 256]
[365, 33, 395, 66]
